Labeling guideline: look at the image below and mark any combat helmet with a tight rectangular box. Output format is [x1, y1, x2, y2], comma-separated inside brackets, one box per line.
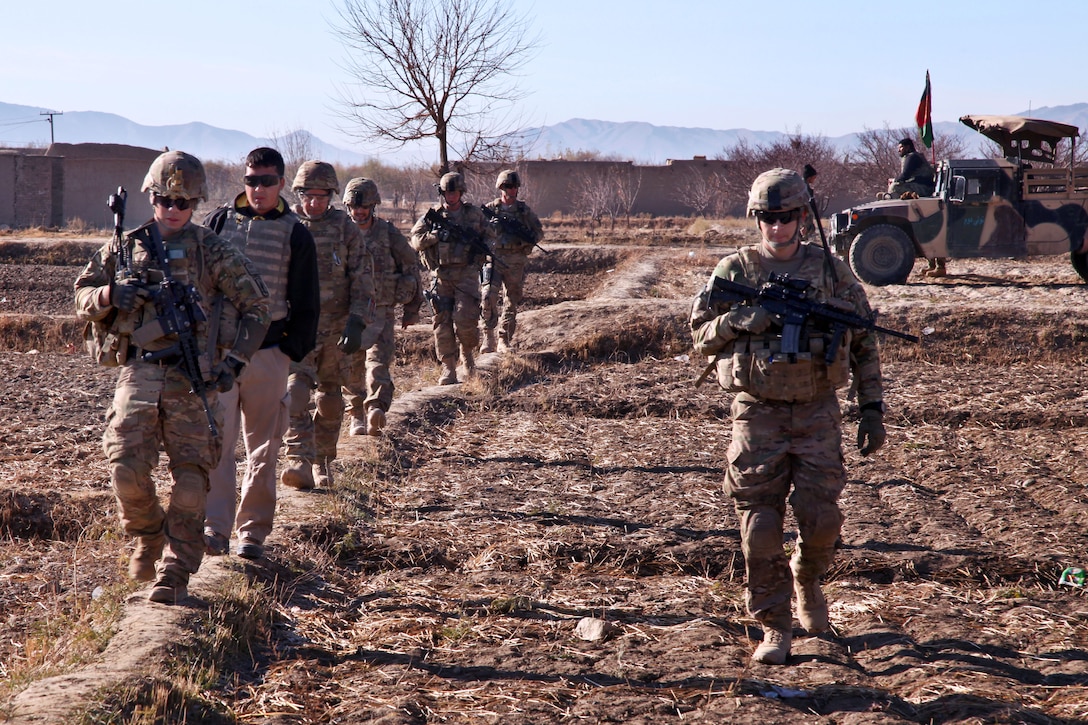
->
[438, 172, 466, 193]
[344, 177, 381, 207]
[747, 168, 810, 215]
[142, 150, 207, 200]
[292, 161, 339, 193]
[495, 169, 521, 189]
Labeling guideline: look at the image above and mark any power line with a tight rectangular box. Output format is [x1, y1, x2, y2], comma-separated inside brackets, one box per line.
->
[40, 111, 62, 144]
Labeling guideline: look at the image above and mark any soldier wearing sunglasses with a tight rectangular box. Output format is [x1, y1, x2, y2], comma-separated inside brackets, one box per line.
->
[74, 150, 271, 604]
[202, 147, 320, 562]
[689, 168, 886, 666]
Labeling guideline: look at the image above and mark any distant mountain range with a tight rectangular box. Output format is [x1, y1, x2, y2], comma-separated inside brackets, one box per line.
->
[3, 100, 1087, 167]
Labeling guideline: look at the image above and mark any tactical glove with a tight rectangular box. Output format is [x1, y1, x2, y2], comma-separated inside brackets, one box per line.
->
[725, 306, 771, 334]
[337, 314, 367, 354]
[111, 278, 150, 313]
[857, 409, 886, 456]
[209, 356, 244, 394]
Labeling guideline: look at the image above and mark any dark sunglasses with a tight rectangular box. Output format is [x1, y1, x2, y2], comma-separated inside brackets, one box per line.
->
[244, 174, 282, 188]
[756, 209, 800, 225]
[152, 194, 194, 210]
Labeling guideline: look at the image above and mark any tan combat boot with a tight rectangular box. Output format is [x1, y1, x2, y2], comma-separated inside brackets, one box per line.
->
[791, 554, 829, 634]
[752, 627, 792, 665]
[128, 530, 165, 582]
[438, 357, 459, 385]
[497, 332, 511, 353]
[366, 407, 386, 436]
[349, 416, 367, 436]
[281, 457, 315, 490]
[461, 349, 476, 379]
[480, 328, 497, 353]
[313, 458, 334, 488]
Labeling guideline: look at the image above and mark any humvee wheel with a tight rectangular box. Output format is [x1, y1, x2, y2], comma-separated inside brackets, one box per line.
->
[848, 224, 915, 285]
[1072, 251, 1088, 283]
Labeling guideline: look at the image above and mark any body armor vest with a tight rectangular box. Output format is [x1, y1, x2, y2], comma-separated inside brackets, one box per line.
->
[298, 207, 355, 320]
[716, 246, 852, 403]
[216, 209, 294, 322]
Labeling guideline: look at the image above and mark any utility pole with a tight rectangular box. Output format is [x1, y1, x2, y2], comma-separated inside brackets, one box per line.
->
[40, 110, 62, 144]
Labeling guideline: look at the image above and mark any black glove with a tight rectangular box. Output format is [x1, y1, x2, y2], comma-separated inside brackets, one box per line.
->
[110, 278, 150, 313]
[209, 356, 244, 394]
[436, 228, 450, 243]
[337, 315, 366, 354]
[857, 409, 886, 456]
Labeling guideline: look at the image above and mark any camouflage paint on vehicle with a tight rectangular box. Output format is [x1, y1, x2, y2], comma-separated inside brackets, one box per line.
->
[830, 115, 1088, 285]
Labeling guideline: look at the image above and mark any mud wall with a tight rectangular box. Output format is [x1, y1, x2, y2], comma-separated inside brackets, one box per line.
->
[0, 144, 157, 230]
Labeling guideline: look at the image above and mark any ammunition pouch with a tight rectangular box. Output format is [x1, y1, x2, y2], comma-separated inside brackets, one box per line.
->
[83, 310, 129, 367]
[718, 333, 851, 402]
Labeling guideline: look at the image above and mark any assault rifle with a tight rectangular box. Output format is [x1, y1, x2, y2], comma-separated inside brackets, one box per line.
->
[136, 223, 218, 437]
[480, 206, 548, 254]
[424, 208, 504, 268]
[707, 272, 918, 364]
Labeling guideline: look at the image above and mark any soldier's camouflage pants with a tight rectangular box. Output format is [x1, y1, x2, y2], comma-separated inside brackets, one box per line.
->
[102, 361, 223, 584]
[345, 305, 396, 417]
[432, 264, 481, 362]
[724, 391, 846, 629]
[482, 251, 529, 342]
[284, 328, 353, 463]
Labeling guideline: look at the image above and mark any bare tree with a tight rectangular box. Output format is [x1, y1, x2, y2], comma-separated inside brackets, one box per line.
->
[851, 125, 968, 196]
[266, 127, 314, 183]
[333, 0, 540, 174]
[672, 166, 726, 216]
[719, 132, 849, 217]
[610, 165, 642, 225]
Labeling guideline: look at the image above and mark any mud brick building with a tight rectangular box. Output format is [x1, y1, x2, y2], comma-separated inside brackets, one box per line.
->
[0, 143, 157, 229]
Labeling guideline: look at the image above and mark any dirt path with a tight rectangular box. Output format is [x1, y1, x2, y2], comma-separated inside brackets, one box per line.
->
[5, 242, 1088, 723]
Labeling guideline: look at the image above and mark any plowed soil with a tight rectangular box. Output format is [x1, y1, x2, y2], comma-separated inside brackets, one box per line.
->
[2, 229, 1088, 724]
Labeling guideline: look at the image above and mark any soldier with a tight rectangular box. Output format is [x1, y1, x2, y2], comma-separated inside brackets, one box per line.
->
[690, 168, 886, 665]
[275, 162, 378, 486]
[203, 147, 320, 561]
[74, 150, 270, 604]
[480, 169, 544, 352]
[410, 172, 495, 385]
[342, 177, 422, 435]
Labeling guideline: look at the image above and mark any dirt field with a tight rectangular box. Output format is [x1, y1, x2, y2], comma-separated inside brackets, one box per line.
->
[3, 226, 1088, 724]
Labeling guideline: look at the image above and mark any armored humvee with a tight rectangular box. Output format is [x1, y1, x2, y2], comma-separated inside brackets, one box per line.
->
[829, 115, 1088, 285]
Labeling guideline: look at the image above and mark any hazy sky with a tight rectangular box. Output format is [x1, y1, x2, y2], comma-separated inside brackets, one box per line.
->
[4, 0, 1084, 159]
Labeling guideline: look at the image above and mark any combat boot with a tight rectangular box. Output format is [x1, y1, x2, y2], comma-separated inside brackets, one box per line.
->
[366, 407, 386, 436]
[791, 554, 830, 634]
[148, 570, 188, 605]
[438, 357, 459, 385]
[480, 328, 497, 353]
[752, 627, 792, 665]
[281, 457, 315, 490]
[497, 332, 511, 353]
[313, 457, 335, 488]
[461, 349, 476, 379]
[128, 530, 165, 582]
[349, 416, 367, 436]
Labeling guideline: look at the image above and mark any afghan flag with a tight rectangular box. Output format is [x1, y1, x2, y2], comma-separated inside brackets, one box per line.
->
[915, 70, 933, 149]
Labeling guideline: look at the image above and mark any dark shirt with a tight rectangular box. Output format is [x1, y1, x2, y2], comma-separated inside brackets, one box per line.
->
[896, 151, 935, 187]
[204, 198, 319, 362]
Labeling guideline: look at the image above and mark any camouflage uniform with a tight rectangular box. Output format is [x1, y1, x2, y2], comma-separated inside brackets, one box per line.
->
[410, 176, 496, 383]
[481, 195, 543, 349]
[691, 243, 883, 636]
[344, 213, 422, 429]
[285, 201, 375, 468]
[75, 218, 270, 594]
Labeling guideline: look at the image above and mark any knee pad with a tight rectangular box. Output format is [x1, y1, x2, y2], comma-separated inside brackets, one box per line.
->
[169, 463, 208, 516]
